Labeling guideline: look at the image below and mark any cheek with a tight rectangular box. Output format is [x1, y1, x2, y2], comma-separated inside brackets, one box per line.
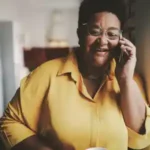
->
[108, 40, 119, 49]
[85, 36, 97, 47]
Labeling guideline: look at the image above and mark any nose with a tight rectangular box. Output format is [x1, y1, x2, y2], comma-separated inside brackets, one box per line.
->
[97, 34, 108, 45]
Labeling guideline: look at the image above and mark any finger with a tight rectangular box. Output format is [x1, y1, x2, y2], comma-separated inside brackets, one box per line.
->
[121, 45, 136, 56]
[119, 40, 133, 48]
[119, 40, 126, 45]
[122, 37, 135, 48]
[120, 45, 129, 55]
[122, 48, 129, 56]
[119, 33, 123, 40]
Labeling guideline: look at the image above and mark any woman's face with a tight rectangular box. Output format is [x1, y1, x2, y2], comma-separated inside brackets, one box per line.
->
[81, 12, 121, 67]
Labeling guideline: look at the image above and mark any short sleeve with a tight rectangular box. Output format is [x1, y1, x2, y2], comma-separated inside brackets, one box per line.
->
[0, 65, 50, 149]
[128, 74, 150, 149]
[128, 105, 150, 149]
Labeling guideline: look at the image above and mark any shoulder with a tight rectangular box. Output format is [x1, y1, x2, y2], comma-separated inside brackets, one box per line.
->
[39, 57, 66, 74]
[21, 56, 67, 88]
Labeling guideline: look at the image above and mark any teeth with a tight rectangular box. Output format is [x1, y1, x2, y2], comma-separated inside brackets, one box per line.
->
[97, 49, 107, 52]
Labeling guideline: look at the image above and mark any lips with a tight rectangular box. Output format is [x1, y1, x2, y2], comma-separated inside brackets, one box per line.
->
[91, 47, 109, 56]
[96, 48, 109, 52]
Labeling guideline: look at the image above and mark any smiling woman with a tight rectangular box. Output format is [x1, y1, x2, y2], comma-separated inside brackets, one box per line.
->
[0, 0, 150, 150]
[78, 12, 121, 69]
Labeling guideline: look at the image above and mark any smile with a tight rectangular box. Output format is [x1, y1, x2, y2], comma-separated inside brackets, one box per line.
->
[95, 48, 109, 52]
[94, 50, 109, 56]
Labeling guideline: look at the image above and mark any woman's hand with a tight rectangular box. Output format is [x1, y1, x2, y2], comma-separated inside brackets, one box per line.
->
[116, 37, 137, 83]
[115, 38, 146, 133]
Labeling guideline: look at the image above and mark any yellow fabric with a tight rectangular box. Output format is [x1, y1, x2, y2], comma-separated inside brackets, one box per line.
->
[0, 52, 150, 150]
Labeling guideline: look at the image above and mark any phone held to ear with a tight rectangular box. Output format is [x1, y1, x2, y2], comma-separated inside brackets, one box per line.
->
[113, 34, 124, 64]
[113, 43, 123, 63]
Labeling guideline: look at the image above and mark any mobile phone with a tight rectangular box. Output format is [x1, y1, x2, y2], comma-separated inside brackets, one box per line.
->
[113, 34, 123, 63]
[118, 34, 123, 63]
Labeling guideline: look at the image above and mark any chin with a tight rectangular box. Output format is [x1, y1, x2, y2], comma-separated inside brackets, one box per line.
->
[93, 61, 107, 67]
[92, 56, 110, 67]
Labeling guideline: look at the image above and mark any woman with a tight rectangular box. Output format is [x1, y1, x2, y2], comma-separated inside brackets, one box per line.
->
[0, 0, 150, 150]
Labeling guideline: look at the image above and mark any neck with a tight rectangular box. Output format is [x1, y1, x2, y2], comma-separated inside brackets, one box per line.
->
[75, 49, 110, 79]
[82, 61, 109, 79]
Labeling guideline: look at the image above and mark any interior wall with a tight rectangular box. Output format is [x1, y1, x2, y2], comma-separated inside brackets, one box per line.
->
[0, 45, 4, 116]
[0, 0, 79, 47]
[136, 0, 150, 103]
[0, 21, 16, 108]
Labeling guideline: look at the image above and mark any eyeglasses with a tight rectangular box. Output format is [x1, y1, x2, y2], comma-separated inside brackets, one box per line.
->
[82, 23, 122, 40]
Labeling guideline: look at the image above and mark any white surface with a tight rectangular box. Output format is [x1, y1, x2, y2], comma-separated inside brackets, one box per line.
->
[0, 21, 16, 107]
[0, 0, 80, 47]
[13, 22, 29, 88]
[0, 45, 4, 117]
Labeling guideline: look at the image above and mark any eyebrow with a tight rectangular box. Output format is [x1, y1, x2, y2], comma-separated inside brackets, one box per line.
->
[91, 24, 120, 30]
[108, 27, 120, 30]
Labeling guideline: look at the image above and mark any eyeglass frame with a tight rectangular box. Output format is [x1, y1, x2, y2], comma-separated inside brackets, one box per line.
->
[81, 23, 123, 40]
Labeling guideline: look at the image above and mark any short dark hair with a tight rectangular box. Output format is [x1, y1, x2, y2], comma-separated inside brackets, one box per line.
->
[78, 0, 128, 29]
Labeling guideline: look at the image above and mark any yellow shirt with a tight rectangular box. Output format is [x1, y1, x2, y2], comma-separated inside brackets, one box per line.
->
[0, 52, 150, 150]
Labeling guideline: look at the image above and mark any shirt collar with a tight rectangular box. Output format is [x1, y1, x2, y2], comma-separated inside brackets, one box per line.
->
[57, 51, 80, 82]
[107, 58, 116, 80]
[57, 51, 116, 81]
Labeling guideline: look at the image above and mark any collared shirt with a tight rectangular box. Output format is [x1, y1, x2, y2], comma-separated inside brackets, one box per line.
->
[0, 51, 150, 150]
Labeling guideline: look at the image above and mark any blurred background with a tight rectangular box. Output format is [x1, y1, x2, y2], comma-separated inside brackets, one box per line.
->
[0, 0, 150, 116]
